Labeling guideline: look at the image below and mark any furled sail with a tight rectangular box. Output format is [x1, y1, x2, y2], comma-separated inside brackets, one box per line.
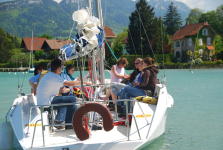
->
[59, 9, 104, 61]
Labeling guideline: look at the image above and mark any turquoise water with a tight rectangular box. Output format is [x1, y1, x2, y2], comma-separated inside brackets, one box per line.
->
[0, 69, 223, 150]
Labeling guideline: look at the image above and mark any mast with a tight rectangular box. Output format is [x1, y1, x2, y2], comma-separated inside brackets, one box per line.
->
[29, 30, 34, 69]
[88, 0, 92, 15]
[96, 0, 105, 84]
[31, 30, 34, 68]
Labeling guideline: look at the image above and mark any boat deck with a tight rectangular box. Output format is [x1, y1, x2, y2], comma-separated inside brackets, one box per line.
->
[23, 124, 142, 150]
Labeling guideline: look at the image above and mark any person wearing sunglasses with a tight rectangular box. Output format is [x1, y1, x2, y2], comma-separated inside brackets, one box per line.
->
[116, 57, 159, 117]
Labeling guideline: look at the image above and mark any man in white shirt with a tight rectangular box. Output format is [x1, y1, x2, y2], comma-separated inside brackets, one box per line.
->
[36, 59, 80, 129]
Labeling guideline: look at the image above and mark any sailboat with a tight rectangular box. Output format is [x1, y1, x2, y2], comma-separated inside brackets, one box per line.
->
[3, 0, 174, 149]
[28, 30, 35, 73]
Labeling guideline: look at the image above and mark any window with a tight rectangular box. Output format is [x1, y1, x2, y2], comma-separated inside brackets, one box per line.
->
[188, 38, 192, 47]
[199, 39, 203, 46]
[202, 28, 208, 36]
[207, 37, 211, 45]
[176, 51, 180, 58]
[175, 41, 180, 48]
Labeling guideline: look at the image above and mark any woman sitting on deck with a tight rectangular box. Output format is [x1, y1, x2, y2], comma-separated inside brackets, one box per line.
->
[117, 57, 159, 116]
[118, 57, 159, 99]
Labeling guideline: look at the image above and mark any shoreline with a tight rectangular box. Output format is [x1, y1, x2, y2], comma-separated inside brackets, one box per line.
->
[160, 64, 223, 69]
[0, 66, 223, 72]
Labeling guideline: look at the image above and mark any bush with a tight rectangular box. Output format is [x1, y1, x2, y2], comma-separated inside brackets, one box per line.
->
[215, 51, 223, 60]
[0, 63, 8, 68]
[34, 59, 50, 69]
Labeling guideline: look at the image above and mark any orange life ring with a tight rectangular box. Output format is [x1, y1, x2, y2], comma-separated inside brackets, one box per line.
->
[72, 103, 114, 141]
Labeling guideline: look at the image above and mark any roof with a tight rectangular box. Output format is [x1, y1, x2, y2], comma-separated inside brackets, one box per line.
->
[207, 45, 215, 50]
[22, 37, 47, 51]
[104, 26, 116, 38]
[43, 39, 72, 50]
[172, 22, 209, 41]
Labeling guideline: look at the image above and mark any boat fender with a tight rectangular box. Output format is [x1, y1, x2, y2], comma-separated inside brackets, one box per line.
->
[135, 96, 158, 105]
[142, 96, 158, 105]
[72, 103, 114, 141]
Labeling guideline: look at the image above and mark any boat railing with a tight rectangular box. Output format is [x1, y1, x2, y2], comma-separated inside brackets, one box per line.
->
[28, 98, 147, 148]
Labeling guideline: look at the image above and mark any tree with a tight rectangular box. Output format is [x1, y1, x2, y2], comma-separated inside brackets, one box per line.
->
[9, 48, 30, 67]
[186, 8, 203, 24]
[164, 2, 182, 35]
[199, 5, 223, 36]
[214, 35, 223, 60]
[127, 0, 157, 56]
[112, 29, 128, 56]
[34, 50, 47, 60]
[39, 34, 53, 39]
[0, 28, 20, 63]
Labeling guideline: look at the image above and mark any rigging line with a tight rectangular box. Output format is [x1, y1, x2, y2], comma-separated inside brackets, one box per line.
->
[159, 0, 166, 81]
[104, 59, 112, 69]
[128, 28, 137, 55]
[139, 21, 143, 57]
[20, 70, 29, 92]
[82, 56, 87, 74]
[104, 40, 118, 61]
[68, 22, 75, 40]
[135, 2, 155, 57]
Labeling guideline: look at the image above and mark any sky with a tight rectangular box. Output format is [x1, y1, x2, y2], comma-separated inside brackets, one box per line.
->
[175, 0, 223, 11]
[0, 0, 222, 11]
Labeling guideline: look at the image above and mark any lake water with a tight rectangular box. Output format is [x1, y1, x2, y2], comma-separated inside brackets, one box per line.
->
[0, 69, 223, 150]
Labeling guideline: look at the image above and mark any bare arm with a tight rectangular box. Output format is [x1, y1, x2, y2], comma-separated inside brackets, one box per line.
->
[64, 80, 91, 87]
[111, 65, 124, 78]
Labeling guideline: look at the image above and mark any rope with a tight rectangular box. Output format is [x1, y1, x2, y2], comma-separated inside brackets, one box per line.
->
[159, 0, 166, 83]
[104, 40, 118, 61]
[134, 3, 155, 57]
[128, 29, 137, 54]
[68, 22, 75, 40]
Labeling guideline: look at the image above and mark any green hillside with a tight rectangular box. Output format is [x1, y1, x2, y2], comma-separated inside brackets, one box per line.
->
[0, 0, 190, 37]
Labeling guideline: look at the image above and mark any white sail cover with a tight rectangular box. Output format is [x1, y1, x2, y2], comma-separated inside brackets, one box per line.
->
[59, 9, 104, 61]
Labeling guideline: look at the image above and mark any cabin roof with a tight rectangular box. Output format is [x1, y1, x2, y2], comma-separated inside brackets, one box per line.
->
[104, 26, 116, 38]
[207, 45, 215, 50]
[43, 39, 72, 50]
[172, 22, 210, 41]
[21, 37, 47, 51]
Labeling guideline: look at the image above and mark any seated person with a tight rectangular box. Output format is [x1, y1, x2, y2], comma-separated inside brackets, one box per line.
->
[36, 59, 83, 129]
[29, 64, 43, 95]
[110, 57, 129, 100]
[111, 58, 143, 97]
[61, 64, 93, 98]
[117, 57, 159, 116]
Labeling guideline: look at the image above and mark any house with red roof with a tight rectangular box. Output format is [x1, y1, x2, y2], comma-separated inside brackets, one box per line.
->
[21, 26, 115, 52]
[42, 39, 72, 51]
[104, 26, 116, 40]
[104, 26, 116, 55]
[172, 22, 216, 62]
[21, 37, 47, 51]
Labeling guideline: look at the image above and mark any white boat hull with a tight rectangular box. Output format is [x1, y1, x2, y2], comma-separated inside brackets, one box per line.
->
[6, 84, 173, 150]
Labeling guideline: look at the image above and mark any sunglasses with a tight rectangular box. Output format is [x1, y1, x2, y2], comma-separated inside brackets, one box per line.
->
[134, 62, 140, 65]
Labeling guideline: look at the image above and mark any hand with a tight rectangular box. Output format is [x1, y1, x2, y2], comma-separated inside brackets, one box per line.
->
[84, 81, 92, 85]
[132, 82, 139, 86]
[123, 74, 129, 79]
[60, 87, 70, 94]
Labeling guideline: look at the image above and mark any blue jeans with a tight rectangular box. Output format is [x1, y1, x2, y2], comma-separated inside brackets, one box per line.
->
[117, 85, 146, 99]
[51, 96, 76, 123]
[117, 85, 146, 114]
